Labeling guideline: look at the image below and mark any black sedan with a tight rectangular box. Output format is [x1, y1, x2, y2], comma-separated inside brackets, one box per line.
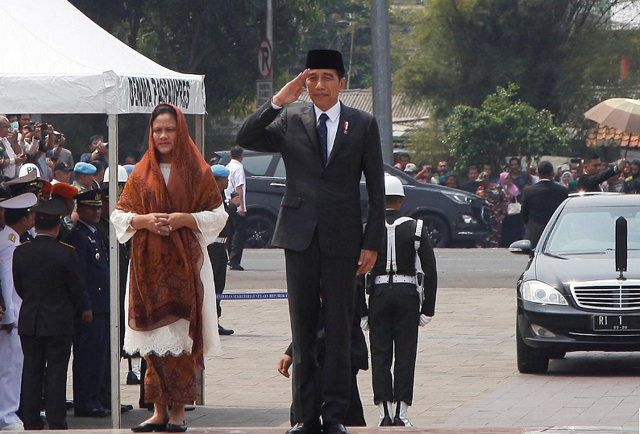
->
[215, 151, 490, 248]
[510, 193, 640, 373]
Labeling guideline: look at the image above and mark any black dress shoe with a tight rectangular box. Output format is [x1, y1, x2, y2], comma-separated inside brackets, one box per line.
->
[121, 404, 134, 413]
[65, 400, 74, 410]
[379, 415, 393, 426]
[74, 407, 111, 418]
[184, 405, 195, 412]
[127, 371, 142, 385]
[131, 421, 168, 432]
[286, 420, 322, 434]
[218, 325, 234, 335]
[323, 423, 349, 434]
[166, 421, 188, 432]
[228, 263, 245, 271]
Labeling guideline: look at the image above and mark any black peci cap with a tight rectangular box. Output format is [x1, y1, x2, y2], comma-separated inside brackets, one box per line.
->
[305, 49, 345, 73]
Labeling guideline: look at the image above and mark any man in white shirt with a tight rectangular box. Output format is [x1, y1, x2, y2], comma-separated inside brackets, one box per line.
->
[0, 117, 27, 180]
[224, 146, 247, 271]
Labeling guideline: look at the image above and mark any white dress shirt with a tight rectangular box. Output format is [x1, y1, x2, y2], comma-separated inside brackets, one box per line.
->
[0, 138, 18, 179]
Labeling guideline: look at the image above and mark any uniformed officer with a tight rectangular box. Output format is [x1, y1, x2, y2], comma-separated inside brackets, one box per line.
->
[362, 175, 437, 427]
[50, 182, 79, 242]
[14, 198, 84, 430]
[0, 192, 38, 431]
[4, 169, 50, 243]
[209, 164, 235, 335]
[65, 189, 111, 418]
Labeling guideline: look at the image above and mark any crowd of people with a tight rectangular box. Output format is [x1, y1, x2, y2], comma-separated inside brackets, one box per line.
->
[0, 109, 244, 432]
[395, 152, 637, 247]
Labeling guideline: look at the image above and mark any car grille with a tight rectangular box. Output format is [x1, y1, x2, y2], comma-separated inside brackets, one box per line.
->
[570, 280, 640, 311]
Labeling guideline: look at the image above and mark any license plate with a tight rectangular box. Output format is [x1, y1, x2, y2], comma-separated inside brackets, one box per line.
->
[593, 315, 640, 331]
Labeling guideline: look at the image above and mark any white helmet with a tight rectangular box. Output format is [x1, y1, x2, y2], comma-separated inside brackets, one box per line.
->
[103, 165, 129, 183]
[18, 163, 41, 178]
[385, 174, 405, 197]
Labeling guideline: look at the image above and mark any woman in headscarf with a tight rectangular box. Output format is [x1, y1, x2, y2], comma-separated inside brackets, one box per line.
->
[111, 103, 227, 433]
[498, 172, 525, 247]
[476, 172, 506, 247]
[559, 171, 573, 189]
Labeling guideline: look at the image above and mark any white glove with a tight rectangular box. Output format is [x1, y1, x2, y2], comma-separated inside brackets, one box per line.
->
[419, 314, 432, 327]
[360, 316, 370, 331]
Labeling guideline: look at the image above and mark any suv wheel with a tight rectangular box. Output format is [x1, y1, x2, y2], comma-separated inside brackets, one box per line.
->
[516, 323, 549, 374]
[420, 214, 451, 248]
[245, 214, 275, 249]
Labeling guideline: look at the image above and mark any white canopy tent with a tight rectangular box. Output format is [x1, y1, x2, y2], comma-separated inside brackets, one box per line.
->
[0, 0, 208, 427]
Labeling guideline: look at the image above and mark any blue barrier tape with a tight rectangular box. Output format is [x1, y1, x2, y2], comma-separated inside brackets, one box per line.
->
[217, 292, 288, 300]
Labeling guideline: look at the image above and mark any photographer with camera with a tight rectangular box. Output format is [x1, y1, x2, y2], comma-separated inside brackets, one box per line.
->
[21, 121, 55, 181]
[80, 135, 108, 169]
[0, 116, 28, 180]
[51, 132, 74, 170]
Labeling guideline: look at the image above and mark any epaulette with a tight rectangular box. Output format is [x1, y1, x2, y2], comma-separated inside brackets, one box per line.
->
[59, 241, 75, 249]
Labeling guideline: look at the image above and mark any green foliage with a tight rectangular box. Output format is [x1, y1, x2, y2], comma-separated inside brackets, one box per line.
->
[443, 84, 569, 172]
[396, 0, 640, 130]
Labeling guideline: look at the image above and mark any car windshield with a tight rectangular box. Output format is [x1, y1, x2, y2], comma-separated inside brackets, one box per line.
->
[545, 206, 640, 255]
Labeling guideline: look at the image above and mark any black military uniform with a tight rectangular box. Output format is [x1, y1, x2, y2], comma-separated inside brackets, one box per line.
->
[14, 199, 84, 430]
[367, 208, 437, 425]
[65, 190, 111, 417]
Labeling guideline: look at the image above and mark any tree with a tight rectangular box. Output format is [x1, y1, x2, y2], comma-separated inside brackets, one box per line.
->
[396, 0, 640, 129]
[443, 84, 569, 172]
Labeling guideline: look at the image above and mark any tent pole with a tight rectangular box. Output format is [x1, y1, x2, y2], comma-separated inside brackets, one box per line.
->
[194, 113, 206, 405]
[108, 114, 121, 428]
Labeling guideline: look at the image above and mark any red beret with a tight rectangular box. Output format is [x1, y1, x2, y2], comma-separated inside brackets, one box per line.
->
[50, 182, 79, 199]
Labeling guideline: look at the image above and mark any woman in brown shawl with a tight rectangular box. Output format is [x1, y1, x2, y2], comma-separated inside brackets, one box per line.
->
[111, 103, 227, 432]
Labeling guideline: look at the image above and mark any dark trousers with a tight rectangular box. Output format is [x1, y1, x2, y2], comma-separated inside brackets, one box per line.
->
[369, 284, 420, 405]
[289, 367, 365, 427]
[73, 313, 109, 411]
[226, 205, 246, 266]
[208, 242, 228, 318]
[20, 335, 72, 430]
[285, 234, 358, 424]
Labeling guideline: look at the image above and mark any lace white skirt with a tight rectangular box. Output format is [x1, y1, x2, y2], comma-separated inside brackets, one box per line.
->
[111, 206, 227, 358]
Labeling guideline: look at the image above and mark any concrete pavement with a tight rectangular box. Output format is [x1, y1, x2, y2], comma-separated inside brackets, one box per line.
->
[60, 249, 640, 432]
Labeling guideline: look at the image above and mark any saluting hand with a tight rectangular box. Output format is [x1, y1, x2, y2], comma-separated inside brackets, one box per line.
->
[272, 69, 311, 107]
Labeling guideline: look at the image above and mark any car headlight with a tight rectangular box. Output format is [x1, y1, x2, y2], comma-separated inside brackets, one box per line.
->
[444, 192, 472, 205]
[520, 280, 568, 305]
[461, 214, 476, 224]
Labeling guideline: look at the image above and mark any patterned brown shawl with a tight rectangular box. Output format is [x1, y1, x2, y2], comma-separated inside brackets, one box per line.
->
[116, 103, 221, 368]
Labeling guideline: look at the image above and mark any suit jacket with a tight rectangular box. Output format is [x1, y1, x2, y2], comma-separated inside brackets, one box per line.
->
[577, 166, 617, 192]
[14, 235, 84, 336]
[65, 221, 110, 314]
[236, 101, 385, 257]
[521, 180, 568, 248]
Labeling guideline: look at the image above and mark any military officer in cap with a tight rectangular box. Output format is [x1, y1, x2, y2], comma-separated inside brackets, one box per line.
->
[72, 162, 97, 193]
[236, 49, 385, 434]
[50, 182, 79, 241]
[65, 189, 111, 418]
[209, 164, 236, 335]
[14, 199, 84, 430]
[4, 169, 50, 243]
[362, 175, 437, 427]
[0, 192, 39, 431]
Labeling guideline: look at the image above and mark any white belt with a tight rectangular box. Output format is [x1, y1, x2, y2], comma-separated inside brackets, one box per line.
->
[374, 275, 416, 285]
[215, 237, 228, 244]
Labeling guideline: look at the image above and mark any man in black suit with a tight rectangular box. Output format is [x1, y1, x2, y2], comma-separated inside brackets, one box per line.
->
[236, 49, 385, 434]
[577, 152, 627, 193]
[65, 190, 111, 418]
[521, 161, 569, 248]
[14, 199, 84, 430]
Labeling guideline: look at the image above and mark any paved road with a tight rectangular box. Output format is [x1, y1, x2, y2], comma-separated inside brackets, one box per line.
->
[66, 248, 640, 432]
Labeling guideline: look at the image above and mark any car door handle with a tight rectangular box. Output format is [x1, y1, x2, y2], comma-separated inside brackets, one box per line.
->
[270, 183, 286, 187]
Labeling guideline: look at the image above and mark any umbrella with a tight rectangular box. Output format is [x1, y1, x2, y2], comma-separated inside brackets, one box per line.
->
[584, 98, 640, 157]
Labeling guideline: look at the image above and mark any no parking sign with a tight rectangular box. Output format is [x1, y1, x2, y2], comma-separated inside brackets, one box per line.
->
[258, 37, 273, 80]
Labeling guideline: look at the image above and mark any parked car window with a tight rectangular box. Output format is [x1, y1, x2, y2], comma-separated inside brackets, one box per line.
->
[242, 154, 274, 176]
[545, 206, 640, 254]
[274, 158, 286, 178]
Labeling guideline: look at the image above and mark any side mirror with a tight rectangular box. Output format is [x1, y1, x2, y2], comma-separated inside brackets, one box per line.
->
[509, 239, 533, 255]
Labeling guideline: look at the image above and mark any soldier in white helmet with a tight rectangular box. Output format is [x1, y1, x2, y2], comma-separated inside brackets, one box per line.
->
[362, 175, 438, 427]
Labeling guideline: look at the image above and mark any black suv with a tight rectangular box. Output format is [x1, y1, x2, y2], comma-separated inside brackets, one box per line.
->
[216, 151, 490, 248]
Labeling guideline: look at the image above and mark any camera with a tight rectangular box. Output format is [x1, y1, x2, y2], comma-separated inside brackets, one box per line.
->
[27, 121, 37, 132]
